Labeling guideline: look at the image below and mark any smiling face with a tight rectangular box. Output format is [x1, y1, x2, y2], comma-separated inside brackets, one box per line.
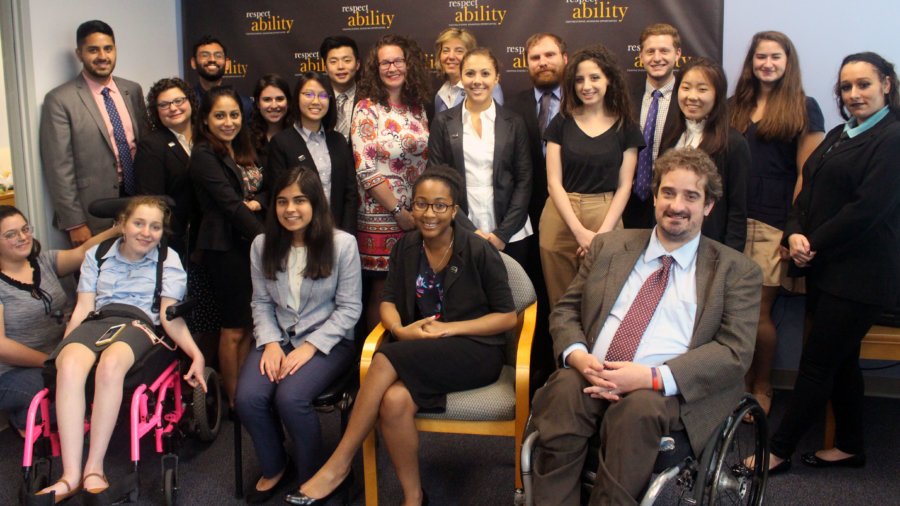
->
[440, 37, 468, 84]
[752, 40, 787, 86]
[276, 182, 313, 245]
[324, 46, 360, 90]
[654, 167, 713, 247]
[76, 32, 116, 82]
[640, 34, 681, 87]
[461, 53, 499, 109]
[412, 179, 457, 241]
[205, 95, 241, 143]
[298, 79, 330, 129]
[120, 205, 164, 260]
[840, 61, 890, 122]
[156, 87, 192, 130]
[527, 36, 567, 89]
[258, 85, 288, 126]
[0, 214, 33, 262]
[377, 44, 407, 95]
[678, 68, 716, 121]
[192, 42, 226, 82]
[574, 59, 608, 108]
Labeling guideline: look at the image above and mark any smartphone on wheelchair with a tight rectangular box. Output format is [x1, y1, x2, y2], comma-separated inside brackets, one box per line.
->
[95, 323, 127, 346]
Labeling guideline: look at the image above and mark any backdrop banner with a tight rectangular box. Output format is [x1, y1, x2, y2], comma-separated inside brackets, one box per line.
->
[182, 0, 723, 101]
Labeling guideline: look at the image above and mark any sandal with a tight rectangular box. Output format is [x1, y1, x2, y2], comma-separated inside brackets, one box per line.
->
[743, 389, 773, 423]
[82, 473, 110, 494]
[34, 477, 81, 504]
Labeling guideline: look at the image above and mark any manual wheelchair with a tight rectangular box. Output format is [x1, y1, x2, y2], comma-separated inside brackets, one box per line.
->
[520, 395, 769, 505]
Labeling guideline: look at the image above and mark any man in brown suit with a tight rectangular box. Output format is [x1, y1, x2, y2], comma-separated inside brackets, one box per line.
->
[531, 148, 762, 505]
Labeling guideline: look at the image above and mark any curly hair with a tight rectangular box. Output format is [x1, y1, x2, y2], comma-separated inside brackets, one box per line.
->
[561, 44, 633, 123]
[250, 73, 293, 149]
[357, 34, 431, 111]
[652, 148, 723, 204]
[0, 206, 41, 261]
[145, 77, 198, 132]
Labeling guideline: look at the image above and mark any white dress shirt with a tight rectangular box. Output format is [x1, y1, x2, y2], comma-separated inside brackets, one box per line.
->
[676, 120, 705, 149]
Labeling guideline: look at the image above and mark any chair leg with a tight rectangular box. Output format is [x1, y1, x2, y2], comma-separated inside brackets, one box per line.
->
[363, 429, 378, 506]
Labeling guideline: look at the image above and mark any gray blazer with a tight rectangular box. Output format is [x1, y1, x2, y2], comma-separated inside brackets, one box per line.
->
[550, 229, 762, 454]
[39, 74, 145, 233]
[249, 230, 362, 354]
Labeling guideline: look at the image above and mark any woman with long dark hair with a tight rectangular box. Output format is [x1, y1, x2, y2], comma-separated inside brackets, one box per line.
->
[249, 74, 292, 169]
[235, 167, 361, 503]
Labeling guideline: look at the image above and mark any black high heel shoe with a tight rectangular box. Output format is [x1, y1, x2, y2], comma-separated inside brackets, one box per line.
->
[284, 475, 350, 505]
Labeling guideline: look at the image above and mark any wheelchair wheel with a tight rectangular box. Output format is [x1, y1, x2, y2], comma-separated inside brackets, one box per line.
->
[164, 467, 176, 506]
[700, 399, 768, 505]
[192, 367, 222, 441]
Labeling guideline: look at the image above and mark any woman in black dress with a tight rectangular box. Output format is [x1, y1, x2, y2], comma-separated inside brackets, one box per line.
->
[291, 166, 516, 505]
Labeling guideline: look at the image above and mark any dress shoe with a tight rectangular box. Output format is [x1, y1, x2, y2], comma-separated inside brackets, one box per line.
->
[30, 478, 81, 505]
[284, 475, 349, 505]
[767, 457, 792, 476]
[801, 452, 866, 468]
[246, 459, 296, 504]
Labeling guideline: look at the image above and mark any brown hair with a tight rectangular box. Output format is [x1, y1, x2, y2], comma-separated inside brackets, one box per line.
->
[197, 86, 257, 167]
[524, 33, 566, 58]
[358, 34, 431, 111]
[118, 196, 172, 231]
[145, 77, 198, 133]
[729, 31, 808, 141]
[639, 23, 681, 50]
[460, 47, 500, 75]
[561, 44, 632, 123]
[835, 52, 900, 120]
[652, 148, 723, 204]
[661, 58, 729, 157]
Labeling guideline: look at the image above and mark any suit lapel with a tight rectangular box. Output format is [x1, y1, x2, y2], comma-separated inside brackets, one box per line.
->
[222, 155, 244, 192]
[115, 78, 140, 137]
[690, 238, 719, 348]
[76, 77, 114, 152]
[493, 108, 509, 179]
[162, 129, 190, 165]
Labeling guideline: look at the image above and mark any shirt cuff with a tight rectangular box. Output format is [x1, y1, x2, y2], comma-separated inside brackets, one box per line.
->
[658, 365, 678, 396]
[562, 343, 589, 368]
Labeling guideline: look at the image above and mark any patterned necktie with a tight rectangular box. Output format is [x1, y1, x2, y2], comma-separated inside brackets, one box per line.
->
[604, 255, 674, 362]
[335, 93, 350, 139]
[537, 91, 553, 137]
[101, 87, 136, 195]
[634, 90, 663, 202]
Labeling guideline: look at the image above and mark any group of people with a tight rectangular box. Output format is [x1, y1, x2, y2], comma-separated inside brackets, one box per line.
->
[0, 15, 895, 506]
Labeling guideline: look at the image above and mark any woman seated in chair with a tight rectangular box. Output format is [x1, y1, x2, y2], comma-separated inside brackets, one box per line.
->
[0, 206, 117, 438]
[234, 166, 361, 503]
[36, 196, 207, 504]
[293, 165, 517, 506]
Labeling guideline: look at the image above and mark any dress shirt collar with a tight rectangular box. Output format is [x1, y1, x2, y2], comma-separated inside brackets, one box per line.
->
[83, 71, 116, 94]
[461, 99, 497, 125]
[843, 105, 890, 138]
[102, 238, 159, 264]
[336, 83, 356, 99]
[645, 76, 675, 99]
[533, 84, 562, 103]
[295, 122, 325, 141]
[167, 128, 192, 154]
[645, 227, 700, 271]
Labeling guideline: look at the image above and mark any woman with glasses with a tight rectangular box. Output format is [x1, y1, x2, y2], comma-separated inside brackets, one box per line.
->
[433, 28, 504, 115]
[134, 77, 198, 254]
[267, 72, 357, 233]
[352, 34, 431, 331]
[293, 166, 515, 505]
[0, 207, 117, 439]
[249, 74, 292, 170]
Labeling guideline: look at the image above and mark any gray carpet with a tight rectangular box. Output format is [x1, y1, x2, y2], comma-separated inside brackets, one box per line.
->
[2, 391, 898, 505]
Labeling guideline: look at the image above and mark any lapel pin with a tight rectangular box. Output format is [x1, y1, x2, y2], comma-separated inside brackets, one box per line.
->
[450, 266, 458, 274]
[297, 154, 306, 162]
[167, 142, 176, 148]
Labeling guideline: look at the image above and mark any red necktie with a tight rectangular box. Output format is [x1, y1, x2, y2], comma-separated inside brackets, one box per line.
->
[605, 255, 674, 362]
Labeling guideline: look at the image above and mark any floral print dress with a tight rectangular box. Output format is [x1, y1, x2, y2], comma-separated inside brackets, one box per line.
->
[351, 98, 429, 272]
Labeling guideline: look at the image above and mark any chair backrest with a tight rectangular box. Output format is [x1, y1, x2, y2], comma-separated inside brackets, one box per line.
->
[500, 252, 536, 365]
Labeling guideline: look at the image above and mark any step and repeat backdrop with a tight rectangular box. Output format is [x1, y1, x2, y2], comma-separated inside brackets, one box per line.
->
[182, 0, 723, 98]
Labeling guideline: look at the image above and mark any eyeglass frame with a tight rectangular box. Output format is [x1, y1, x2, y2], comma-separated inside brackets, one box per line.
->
[411, 200, 455, 214]
[156, 96, 189, 110]
[2, 224, 34, 242]
[378, 58, 407, 70]
[300, 91, 331, 101]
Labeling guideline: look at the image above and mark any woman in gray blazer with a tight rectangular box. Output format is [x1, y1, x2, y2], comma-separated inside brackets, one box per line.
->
[234, 166, 362, 502]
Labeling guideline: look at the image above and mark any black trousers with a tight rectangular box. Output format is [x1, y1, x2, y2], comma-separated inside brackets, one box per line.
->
[770, 286, 883, 457]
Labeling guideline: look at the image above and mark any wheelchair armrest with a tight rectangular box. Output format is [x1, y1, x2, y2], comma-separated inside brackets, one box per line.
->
[166, 298, 197, 321]
[360, 323, 388, 384]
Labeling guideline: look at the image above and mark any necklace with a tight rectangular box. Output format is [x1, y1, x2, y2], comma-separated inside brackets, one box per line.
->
[424, 239, 453, 272]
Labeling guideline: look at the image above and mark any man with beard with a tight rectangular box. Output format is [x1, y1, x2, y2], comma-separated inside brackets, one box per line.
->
[319, 35, 361, 142]
[529, 148, 761, 505]
[623, 23, 683, 229]
[506, 32, 568, 395]
[39, 19, 146, 245]
[190, 35, 252, 118]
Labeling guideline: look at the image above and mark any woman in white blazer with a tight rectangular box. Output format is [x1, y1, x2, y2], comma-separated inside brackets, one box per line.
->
[235, 165, 362, 503]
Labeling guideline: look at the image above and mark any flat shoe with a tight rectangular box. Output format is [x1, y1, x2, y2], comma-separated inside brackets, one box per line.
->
[801, 452, 866, 468]
[768, 457, 792, 476]
[246, 459, 296, 504]
[285, 474, 350, 505]
[83, 473, 109, 494]
[33, 478, 81, 504]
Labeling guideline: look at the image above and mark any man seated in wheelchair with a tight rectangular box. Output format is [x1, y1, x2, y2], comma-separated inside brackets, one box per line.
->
[34, 196, 207, 503]
[530, 149, 761, 505]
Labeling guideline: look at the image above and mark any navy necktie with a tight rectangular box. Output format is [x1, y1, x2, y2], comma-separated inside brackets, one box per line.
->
[538, 91, 553, 137]
[634, 90, 663, 202]
[101, 87, 136, 195]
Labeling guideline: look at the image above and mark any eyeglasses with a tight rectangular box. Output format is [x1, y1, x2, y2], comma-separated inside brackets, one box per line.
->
[157, 96, 188, 110]
[2, 224, 33, 242]
[411, 201, 454, 214]
[379, 58, 406, 70]
[300, 91, 330, 101]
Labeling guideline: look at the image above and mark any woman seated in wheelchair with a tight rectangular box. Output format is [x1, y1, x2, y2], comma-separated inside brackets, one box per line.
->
[35, 196, 207, 504]
[234, 166, 362, 503]
[0, 206, 117, 438]
[293, 165, 517, 505]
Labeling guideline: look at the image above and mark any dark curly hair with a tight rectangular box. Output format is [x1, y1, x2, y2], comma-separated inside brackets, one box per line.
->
[250, 74, 293, 149]
[358, 34, 431, 111]
[561, 44, 633, 124]
[145, 77, 198, 132]
[0, 205, 41, 261]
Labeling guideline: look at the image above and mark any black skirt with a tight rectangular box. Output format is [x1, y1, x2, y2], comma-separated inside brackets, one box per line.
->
[378, 336, 505, 412]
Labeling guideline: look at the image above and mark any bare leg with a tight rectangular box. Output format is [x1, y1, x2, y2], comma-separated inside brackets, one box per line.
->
[747, 286, 779, 414]
[82, 342, 135, 491]
[378, 383, 424, 506]
[366, 279, 385, 332]
[38, 344, 97, 496]
[299, 353, 400, 498]
[219, 327, 251, 407]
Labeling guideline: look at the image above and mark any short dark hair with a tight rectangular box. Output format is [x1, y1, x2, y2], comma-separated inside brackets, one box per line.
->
[319, 35, 360, 62]
[294, 72, 337, 131]
[76, 20, 114, 47]
[652, 148, 723, 204]
[413, 165, 463, 204]
[192, 35, 226, 58]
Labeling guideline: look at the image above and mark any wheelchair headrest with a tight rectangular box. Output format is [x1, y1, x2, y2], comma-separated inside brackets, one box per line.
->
[88, 196, 177, 219]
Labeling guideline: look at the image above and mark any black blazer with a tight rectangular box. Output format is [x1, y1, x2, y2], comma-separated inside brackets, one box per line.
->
[189, 142, 265, 251]
[427, 103, 532, 243]
[267, 127, 358, 234]
[383, 225, 516, 346]
[133, 129, 193, 253]
[660, 128, 750, 252]
[784, 113, 900, 305]
[506, 88, 547, 226]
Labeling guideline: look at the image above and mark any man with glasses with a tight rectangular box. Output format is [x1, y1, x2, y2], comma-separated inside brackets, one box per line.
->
[40, 20, 146, 245]
[189, 35, 252, 118]
[319, 36, 361, 142]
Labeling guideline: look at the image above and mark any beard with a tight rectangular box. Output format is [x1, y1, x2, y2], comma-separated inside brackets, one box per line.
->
[530, 67, 564, 89]
[197, 64, 224, 82]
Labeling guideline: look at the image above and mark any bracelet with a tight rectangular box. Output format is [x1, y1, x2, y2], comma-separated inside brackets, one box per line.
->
[651, 367, 661, 392]
[390, 202, 403, 215]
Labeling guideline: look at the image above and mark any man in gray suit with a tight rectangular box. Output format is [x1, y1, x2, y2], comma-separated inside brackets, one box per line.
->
[531, 148, 762, 505]
[40, 20, 145, 245]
